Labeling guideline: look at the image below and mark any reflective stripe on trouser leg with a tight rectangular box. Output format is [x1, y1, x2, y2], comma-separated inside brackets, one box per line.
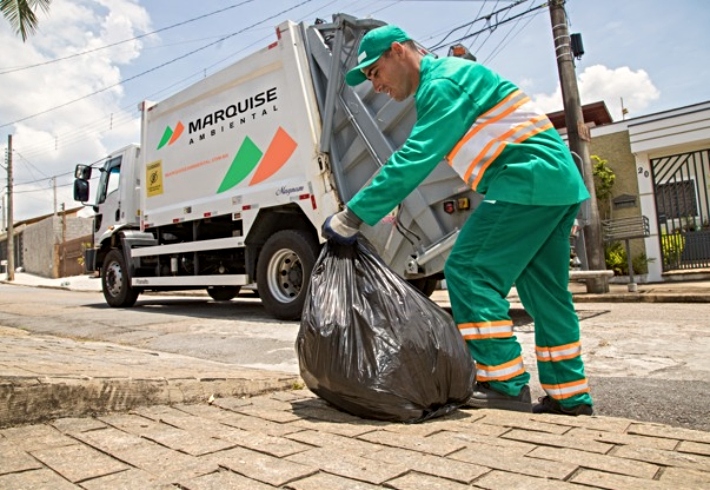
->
[515, 203, 593, 407]
[458, 319, 526, 384]
[445, 200, 533, 397]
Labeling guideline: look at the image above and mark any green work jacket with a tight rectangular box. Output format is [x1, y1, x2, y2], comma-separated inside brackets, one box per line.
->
[347, 55, 589, 226]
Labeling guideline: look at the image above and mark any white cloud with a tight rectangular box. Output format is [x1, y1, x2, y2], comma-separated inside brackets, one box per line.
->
[0, 0, 151, 221]
[531, 64, 660, 121]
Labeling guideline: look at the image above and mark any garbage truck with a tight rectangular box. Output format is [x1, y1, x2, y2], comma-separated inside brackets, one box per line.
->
[73, 14, 480, 320]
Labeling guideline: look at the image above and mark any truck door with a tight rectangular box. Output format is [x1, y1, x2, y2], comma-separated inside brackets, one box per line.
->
[95, 155, 123, 240]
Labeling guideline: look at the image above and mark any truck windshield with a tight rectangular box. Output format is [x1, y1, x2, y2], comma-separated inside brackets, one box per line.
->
[97, 156, 122, 204]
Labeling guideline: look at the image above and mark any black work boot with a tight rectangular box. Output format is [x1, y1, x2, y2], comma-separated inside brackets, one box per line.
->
[464, 382, 532, 412]
[532, 395, 593, 416]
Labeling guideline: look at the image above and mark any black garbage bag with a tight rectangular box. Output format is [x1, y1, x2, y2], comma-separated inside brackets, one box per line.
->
[296, 240, 475, 423]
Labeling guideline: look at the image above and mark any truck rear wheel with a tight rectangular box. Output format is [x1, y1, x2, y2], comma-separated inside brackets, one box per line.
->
[102, 249, 139, 307]
[257, 229, 319, 321]
[408, 277, 439, 297]
[207, 286, 240, 301]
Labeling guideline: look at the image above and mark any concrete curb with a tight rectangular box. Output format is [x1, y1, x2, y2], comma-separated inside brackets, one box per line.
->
[571, 293, 710, 303]
[0, 374, 301, 429]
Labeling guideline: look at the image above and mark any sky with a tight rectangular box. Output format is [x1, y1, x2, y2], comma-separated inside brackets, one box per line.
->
[1, 0, 708, 223]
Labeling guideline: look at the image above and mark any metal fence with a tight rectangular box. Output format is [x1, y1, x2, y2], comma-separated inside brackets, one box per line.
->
[652, 149, 710, 270]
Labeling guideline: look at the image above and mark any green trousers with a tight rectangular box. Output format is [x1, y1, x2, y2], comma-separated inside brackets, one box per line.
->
[444, 200, 593, 408]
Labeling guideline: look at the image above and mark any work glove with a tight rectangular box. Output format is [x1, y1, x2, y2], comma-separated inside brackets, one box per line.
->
[322, 207, 362, 245]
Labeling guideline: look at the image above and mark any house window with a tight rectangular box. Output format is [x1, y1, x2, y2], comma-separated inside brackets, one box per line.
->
[655, 179, 699, 219]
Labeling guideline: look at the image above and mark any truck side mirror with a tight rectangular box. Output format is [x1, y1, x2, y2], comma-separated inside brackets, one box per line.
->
[74, 164, 92, 180]
[74, 179, 90, 202]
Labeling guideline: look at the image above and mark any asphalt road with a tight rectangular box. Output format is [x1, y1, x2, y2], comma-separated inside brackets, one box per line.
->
[1, 283, 708, 431]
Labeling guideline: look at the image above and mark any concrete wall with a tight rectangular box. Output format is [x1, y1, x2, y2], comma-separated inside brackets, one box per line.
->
[590, 129, 648, 264]
[22, 217, 58, 278]
[22, 213, 93, 278]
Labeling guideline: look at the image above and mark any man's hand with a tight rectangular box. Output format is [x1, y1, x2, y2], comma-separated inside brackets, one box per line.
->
[322, 208, 362, 245]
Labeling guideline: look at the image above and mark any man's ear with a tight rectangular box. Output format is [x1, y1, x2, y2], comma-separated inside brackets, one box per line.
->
[390, 41, 405, 57]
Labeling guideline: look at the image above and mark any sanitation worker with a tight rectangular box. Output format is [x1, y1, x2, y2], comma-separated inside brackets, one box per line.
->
[322, 24, 593, 415]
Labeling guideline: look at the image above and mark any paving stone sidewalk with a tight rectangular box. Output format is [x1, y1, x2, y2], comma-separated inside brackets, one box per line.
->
[1, 389, 710, 489]
[0, 325, 299, 428]
[2, 274, 710, 488]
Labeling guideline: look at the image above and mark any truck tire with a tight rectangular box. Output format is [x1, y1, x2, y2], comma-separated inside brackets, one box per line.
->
[408, 277, 439, 298]
[102, 249, 139, 307]
[257, 229, 319, 321]
[207, 286, 240, 301]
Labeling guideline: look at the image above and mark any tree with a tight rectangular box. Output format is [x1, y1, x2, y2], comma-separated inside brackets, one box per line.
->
[1, 0, 51, 41]
[591, 154, 616, 220]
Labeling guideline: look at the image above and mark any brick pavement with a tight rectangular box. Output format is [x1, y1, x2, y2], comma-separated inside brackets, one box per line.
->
[2, 274, 710, 488]
[1, 389, 709, 489]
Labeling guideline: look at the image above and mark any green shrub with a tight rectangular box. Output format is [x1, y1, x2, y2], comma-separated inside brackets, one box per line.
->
[604, 241, 653, 275]
[661, 231, 685, 268]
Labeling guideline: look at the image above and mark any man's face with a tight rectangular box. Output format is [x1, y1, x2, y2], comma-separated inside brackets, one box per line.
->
[363, 45, 412, 102]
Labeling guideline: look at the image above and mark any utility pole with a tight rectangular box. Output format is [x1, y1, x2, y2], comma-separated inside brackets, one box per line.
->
[53, 176, 57, 216]
[6, 134, 14, 281]
[549, 0, 608, 293]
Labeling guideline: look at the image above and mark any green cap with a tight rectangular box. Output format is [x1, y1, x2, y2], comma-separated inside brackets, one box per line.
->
[345, 25, 412, 86]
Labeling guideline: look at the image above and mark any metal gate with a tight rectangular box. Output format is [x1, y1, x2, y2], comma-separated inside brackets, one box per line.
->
[651, 148, 710, 270]
[56, 235, 93, 278]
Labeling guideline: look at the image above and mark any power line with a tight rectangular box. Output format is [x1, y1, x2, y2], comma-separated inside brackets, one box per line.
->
[0, 0, 257, 76]
[427, 0, 527, 51]
[13, 0, 357, 159]
[8, 0, 540, 163]
[483, 6, 543, 64]
[429, 0, 549, 52]
[0, 0, 315, 130]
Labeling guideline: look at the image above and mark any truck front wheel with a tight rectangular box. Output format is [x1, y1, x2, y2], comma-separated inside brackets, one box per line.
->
[102, 249, 139, 307]
[256, 230, 319, 321]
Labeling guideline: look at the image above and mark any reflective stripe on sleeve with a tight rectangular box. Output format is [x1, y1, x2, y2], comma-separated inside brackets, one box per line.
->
[536, 341, 582, 362]
[476, 356, 526, 381]
[541, 379, 590, 400]
[458, 320, 514, 340]
[446, 89, 553, 191]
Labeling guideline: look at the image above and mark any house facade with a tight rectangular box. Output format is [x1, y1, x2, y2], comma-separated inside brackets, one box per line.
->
[591, 101, 710, 282]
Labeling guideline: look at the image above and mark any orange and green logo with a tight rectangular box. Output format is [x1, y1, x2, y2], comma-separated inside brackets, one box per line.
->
[157, 121, 185, 149]
[217, 126, 297, 193]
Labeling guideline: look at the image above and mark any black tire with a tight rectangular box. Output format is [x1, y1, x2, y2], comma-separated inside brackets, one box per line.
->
[102, 249, 139, 307]
[256, 229, 319, 321]
[207, 286, 240, 301]
[408, 277, 439, 297]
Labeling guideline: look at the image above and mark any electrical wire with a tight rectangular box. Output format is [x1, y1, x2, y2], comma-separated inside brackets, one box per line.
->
[0, 0, 315, 130]
[5, 0, 361, 188]
[12, 3, 343, 160]
[0, 0, 258, 76]
[483, 6, 543, 64]
[12, 0, 363, 159]
[429, 1, 548, 53]
[427, 0, 526, 51]
[5, 0, 547, 205]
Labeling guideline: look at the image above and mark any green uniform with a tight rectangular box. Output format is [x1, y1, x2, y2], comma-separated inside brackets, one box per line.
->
[348, 55, 593, 408]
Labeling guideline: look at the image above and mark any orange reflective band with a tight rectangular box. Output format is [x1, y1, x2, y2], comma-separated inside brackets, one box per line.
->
[513, 121, 553, 144]
[447, 90, 529, 163]
[458, 320, 513, 340]
[470, 141, 507, 189]
[476, 356, 526, 381]
[541, 379, 590, 400]
[536, 341, 582, 362]
[446, 92, 553, 192]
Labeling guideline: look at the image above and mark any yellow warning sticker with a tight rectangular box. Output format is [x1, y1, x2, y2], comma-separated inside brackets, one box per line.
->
[146, 160, 163, 197]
